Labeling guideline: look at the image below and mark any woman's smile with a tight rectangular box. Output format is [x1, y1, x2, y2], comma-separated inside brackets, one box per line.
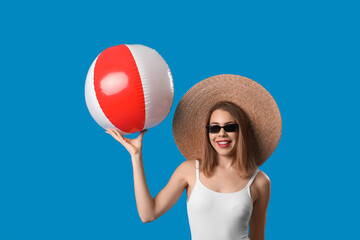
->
[216, 140, 232, 148]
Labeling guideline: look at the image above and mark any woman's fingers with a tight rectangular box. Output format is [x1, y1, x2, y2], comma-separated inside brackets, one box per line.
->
[112, 128, 123, 139]
[106, 128, 127, 145]
[106, 128, 148, 156]
[106, 128, 147, 148]
[138, 129, 148, 141]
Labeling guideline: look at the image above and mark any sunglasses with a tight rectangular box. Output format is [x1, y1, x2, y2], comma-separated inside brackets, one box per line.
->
[206, 123, 239, 133]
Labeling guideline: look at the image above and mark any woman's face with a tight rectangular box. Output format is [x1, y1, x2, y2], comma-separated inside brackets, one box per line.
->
[208, 109, 239, 158]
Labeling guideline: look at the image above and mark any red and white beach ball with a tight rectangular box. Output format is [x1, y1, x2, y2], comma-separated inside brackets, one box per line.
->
[85, 44, 174, 135]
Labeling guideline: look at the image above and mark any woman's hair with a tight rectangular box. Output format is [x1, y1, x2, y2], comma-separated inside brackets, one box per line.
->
[199, 101, 258, 178]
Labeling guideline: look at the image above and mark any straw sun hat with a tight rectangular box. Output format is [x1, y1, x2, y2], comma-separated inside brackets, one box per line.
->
[172, 74, 282, 167]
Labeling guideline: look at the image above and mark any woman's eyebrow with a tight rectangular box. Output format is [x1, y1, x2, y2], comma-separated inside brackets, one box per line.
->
[210, 121, 236, 124]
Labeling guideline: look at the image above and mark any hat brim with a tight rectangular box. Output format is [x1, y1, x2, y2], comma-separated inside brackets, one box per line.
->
[172, 74, 282, 166]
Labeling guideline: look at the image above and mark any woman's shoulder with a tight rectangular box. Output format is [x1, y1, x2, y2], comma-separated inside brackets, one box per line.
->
[176, 159, 197, 174]
[174, 160, 197, 186]
[252, 170, 271, 199]
[254, 170, 270, 186]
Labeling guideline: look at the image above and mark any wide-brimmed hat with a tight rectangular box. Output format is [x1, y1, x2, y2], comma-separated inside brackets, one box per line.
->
[172, 74, 282, 166]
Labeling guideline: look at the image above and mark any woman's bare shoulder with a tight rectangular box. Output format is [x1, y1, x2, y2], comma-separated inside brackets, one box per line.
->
[254, 170, 270, 186]
[253, 170, 271, 197]
[177, 159, 196, 174]
[175, 160, 196, 186]
[256, 170, 270, 180]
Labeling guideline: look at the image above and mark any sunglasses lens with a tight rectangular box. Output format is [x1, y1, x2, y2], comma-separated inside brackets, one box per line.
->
[209, 126, 221, 133]
[224, 124, 238, 132]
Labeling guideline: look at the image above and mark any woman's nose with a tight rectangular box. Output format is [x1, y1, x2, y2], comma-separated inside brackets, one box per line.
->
[218, 128, 227, 136]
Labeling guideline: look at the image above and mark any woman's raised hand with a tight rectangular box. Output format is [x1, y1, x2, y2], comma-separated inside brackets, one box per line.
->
[106, 128, 148, 157]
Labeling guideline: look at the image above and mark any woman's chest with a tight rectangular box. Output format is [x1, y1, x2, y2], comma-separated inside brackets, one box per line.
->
[186, 171, 258, 205]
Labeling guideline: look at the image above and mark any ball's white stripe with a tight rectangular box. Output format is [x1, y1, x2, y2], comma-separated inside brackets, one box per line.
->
[126, 44, 174, 129]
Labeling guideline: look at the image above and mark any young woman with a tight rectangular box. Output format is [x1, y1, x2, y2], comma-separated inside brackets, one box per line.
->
[106, 75, 282, 240]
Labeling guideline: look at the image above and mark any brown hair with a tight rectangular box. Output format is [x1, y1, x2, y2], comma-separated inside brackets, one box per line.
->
[199, 101, 258, 178]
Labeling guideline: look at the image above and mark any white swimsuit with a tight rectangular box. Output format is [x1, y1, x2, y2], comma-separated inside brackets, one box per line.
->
[187, 160, 260, 240]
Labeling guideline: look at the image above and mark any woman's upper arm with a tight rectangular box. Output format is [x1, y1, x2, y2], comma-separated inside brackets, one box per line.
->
[249, 171, 271, 240]
[151, 161, 189, 221]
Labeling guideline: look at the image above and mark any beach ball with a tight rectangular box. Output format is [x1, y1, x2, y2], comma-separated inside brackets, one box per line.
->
[85, 44, 174, 134]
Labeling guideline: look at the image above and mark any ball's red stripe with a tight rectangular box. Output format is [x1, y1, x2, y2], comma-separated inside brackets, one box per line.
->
[94, 45, 145, 133]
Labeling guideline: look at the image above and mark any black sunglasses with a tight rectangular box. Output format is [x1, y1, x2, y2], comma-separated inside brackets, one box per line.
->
[206, 123, 239, 133]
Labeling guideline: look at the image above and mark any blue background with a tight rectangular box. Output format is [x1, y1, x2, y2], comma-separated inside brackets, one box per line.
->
[1, 1, 359, 239]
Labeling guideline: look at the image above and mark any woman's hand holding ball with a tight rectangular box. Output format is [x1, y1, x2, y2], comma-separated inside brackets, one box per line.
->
[106, 128, 148, 157]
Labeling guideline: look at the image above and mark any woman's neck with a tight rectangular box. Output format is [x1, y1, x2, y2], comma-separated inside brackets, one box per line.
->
[216, 155, 237, 170]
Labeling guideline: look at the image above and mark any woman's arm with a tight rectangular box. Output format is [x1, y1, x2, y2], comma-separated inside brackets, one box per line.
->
[131, 152, 188, 223]
[131, 152, 155, 222]
[249, 171, 271, 240]
[106, 128, 188, 223]
[150, 160, 188, 222]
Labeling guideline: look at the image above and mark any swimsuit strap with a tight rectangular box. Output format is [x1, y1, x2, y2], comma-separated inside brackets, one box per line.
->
[195, 160, 200, 180]
[246, 169, 260, 189]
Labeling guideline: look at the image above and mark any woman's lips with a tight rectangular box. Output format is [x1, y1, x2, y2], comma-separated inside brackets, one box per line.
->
[217, 141, 231, 148]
